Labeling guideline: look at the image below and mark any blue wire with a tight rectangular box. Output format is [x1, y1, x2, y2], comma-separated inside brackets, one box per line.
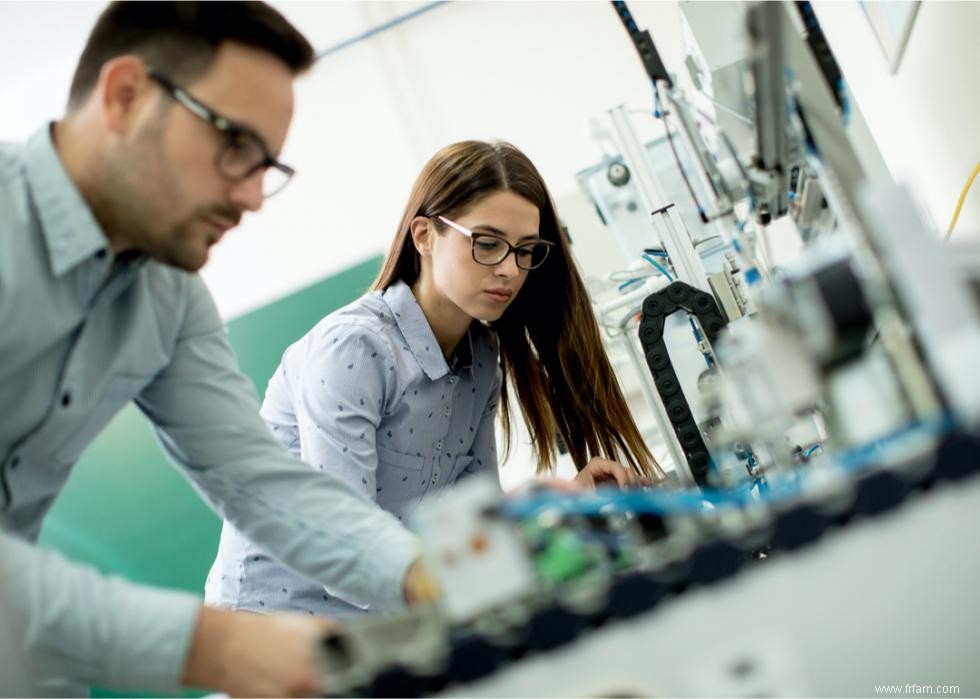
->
[643, 251, 708, 369]
[652, 84, 708, 222]
[501, 487, 740, 519]
[689, 318, 702, 342]
[837, 78, 851, 127]
[500, 414, 956, 520]
[316, 2, 447, 60]
[642, 254, 674, 281]
[687, 317, 715, 369]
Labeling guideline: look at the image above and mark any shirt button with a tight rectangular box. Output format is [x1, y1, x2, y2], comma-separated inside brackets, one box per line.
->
[444, 408, 451, 417]
[449, 376, 458, 384]
[435, 440, 443, 450]
[61, 391, 72, 407]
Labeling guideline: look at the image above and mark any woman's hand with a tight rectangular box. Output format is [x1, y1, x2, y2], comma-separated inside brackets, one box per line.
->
[572, 457, 636, 489]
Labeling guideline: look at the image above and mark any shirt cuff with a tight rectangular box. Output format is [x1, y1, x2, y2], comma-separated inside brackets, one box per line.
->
[357, 524, 423, 611]
[103, 585, 202, 692]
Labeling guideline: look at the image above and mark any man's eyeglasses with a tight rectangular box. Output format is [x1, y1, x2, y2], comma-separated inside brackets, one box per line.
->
[146, 68, 294, 198]
[437, 216, 555, 270]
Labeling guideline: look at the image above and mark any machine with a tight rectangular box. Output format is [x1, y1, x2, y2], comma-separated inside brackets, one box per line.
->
[313, 2, 980, 696]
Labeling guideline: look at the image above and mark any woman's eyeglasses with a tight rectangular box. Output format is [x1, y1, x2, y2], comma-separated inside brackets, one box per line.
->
[437, 216, 554, 270]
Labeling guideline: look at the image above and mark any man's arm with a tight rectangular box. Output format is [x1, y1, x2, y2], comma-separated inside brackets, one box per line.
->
[0, 527, 336, 696]
[0, 526, 197, 691]
[137, 276, 420, 611]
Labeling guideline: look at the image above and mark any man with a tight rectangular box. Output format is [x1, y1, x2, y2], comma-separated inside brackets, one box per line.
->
[0, 2, 428, 695]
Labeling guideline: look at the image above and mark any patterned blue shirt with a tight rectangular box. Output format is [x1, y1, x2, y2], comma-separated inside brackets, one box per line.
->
[206, 280, 502, 616]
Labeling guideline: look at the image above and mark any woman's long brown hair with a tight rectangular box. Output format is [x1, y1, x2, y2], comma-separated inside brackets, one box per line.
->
[372, 141, 664, 480]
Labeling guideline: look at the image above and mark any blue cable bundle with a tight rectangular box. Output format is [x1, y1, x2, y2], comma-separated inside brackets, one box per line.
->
[500, 414, 955, 520]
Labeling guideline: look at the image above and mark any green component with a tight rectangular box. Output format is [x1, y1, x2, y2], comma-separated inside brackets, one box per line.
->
[534, 530, 597, 583]
[37, 256, 384, 697]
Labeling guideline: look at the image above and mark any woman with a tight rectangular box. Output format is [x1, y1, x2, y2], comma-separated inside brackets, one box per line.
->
[206, 141, 663, 616]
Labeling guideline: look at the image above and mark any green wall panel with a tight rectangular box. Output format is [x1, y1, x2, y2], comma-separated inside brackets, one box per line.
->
[227, 256, 382, 399]
[36, 255, 383, 695]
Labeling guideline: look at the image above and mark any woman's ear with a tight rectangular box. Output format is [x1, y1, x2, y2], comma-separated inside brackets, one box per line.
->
[409, 216, 434, 257]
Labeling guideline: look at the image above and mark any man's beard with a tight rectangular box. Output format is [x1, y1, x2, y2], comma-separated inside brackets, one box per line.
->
[93, 118, 243, 272]
[95, 126, 175, 257]
[96, 132, 206, 271]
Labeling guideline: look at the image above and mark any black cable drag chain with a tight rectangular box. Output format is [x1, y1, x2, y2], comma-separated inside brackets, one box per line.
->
[639, 281, 728, 485]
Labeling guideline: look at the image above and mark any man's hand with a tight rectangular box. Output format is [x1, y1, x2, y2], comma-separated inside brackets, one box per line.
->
[181, 605, 335, 697]
[572, 457, 636, 489]
[403, 558, 440, 606]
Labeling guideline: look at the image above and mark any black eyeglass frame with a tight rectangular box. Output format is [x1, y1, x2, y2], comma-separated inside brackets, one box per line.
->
[146, 67, 295, 198]
[435, 215, 556, 271]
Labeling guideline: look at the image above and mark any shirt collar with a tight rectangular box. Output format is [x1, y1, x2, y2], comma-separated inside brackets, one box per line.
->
[25, 123, 110, 276]
[382, 280, 477, 380]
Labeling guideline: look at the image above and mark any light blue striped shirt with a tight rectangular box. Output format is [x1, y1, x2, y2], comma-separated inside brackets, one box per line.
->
[206, 280, 502, 616]
[0, 125, 419, 691]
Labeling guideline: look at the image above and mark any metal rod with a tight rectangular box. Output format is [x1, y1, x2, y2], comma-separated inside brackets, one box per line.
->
[608, 105, 711, 293]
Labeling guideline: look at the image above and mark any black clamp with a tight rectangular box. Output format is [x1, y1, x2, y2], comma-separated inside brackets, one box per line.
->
[638, 281, 728, 485]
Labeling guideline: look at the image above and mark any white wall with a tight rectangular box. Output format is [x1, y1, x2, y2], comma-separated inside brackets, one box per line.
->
[812, 0, 980, 240]
[0, 1, 685, 319]
[4, 1, 977, 308]
[0, 2, 105, 141]
[208, 0, 690, 319]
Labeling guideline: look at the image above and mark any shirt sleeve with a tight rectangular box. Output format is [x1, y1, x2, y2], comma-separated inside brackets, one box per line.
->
[288, 324, 396, 606]
[292, 323, 390, 503]
[0, 527, 201, 693]
[135, 276, 420, 612]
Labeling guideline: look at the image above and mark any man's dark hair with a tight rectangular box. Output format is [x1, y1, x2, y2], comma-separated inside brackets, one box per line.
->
[67, 1, 315, 110]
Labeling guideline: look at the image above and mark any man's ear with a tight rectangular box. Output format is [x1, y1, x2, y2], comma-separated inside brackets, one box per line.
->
[409, 216, 434, 256]
[97, 56, 154, 135]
